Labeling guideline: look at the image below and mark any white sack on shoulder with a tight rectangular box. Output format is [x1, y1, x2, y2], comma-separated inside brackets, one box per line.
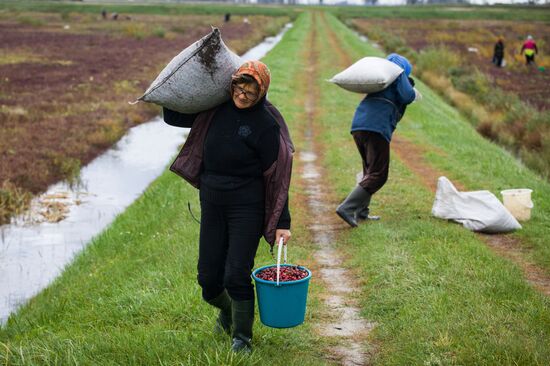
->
[432, 176, 521, 233]
[134, 27, 242, 114]
[328, 56, 403, 94]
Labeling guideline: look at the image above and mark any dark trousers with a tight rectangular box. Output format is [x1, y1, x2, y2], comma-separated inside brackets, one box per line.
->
[197, 199, 264, 302]
[352, 130, 390, 194]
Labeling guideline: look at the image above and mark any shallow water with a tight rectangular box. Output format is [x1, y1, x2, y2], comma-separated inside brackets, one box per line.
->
[0, 120, 188, 323]
[0, 25, 292, 324]
[240, 23, 292, 61]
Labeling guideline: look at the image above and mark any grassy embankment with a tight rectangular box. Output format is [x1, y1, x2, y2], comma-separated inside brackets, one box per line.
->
[315, 12, 550, 365]
[0, 4, 292, 225]
[338, 7, 550, 179]
[0, 12, 334, 366]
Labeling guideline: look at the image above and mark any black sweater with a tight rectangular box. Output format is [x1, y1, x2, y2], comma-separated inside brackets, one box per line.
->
[163, 99, 290, 229]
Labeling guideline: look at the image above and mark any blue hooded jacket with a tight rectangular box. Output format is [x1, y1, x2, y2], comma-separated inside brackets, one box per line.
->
[351, 54, 415, 142]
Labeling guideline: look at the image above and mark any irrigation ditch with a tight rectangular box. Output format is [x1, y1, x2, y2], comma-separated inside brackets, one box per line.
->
[0, 23, 292, 324]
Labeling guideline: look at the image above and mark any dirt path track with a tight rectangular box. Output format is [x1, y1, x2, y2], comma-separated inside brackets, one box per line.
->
[297, 12, 375, 365]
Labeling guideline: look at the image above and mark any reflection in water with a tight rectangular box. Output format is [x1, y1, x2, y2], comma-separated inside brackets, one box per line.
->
[0, 23, 293, 324]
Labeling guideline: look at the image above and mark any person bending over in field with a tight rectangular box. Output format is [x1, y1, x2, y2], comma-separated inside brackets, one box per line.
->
[336, 53, 416, 227]
[163, 61, 293, 354]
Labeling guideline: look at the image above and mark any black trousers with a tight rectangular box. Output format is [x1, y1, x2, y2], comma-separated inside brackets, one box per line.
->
[197, 199, 264, 302]
[352, 130, 390, 195]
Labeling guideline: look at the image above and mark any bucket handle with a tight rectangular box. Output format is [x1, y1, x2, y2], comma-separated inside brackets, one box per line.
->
[276, 237, 287, 287]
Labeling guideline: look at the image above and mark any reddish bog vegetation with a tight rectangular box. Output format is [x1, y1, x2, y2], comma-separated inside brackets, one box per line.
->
[0, 12, 287, 223]
[353, 18, 550, 110]
[255, 266, 309, 282]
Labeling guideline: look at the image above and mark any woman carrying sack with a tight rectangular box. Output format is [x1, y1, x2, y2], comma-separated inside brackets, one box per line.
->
[336, 53, 416, 227]
[163, 60, 293, 353]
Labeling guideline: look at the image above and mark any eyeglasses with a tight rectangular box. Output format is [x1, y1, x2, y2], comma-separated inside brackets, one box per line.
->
[233, 84, 258, 101]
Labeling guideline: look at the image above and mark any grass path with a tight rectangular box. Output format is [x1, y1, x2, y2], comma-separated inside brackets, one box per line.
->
[315, 12, 550, 365]
[1, 9, 550, 366]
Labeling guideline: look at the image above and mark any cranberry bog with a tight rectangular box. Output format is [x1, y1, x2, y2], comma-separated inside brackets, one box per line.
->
[349, 12, 550, 179]
[0, 7, 290, 224]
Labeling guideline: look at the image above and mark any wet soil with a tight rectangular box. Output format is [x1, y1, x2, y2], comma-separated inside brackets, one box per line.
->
[0, 12, 285, 220]
[352, 18, 550, 111]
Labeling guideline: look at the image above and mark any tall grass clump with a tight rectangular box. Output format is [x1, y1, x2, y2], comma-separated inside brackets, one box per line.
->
[45, 153, 82, 188]
[122, 23, 147, 40]
[152, 26, 166, 38]
[416, 46, 461, 75]
[0, 181, 31, 224]
[88, 118, 126, 148]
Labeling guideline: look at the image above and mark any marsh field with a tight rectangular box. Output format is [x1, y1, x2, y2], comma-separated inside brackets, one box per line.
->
[0, 4, 291, 223]
[1, 3, 549, 366]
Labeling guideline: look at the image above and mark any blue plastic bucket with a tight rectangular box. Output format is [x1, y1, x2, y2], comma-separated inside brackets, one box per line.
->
[252, 264, 312, 328]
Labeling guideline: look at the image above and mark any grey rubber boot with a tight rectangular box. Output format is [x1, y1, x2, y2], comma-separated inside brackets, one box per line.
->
[205, 290, 232, 335]
[336, 185, 370, 227]
[231, 299, 254, 353]
[356, 193, 381, 221]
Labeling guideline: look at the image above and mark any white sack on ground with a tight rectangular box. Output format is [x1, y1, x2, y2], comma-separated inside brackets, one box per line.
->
[328, 56, 403, 94]
[432, 176, 521, 233]
[136, 27, 242, 114]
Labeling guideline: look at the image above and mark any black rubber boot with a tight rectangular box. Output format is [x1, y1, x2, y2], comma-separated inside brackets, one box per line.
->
[336, 185, 370, 227]
[356, 193, 381, 221]
[205, 290, 232, 335]
[231, 299, 254, 353]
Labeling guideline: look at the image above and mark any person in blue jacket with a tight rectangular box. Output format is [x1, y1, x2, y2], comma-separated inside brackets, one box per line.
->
[336, 53, 416, 227]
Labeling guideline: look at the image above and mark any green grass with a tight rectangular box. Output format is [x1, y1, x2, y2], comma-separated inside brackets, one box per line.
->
[314, 12, 550, 365]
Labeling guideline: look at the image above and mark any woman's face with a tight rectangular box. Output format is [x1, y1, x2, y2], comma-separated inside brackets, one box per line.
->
[232, 82, 259, 109]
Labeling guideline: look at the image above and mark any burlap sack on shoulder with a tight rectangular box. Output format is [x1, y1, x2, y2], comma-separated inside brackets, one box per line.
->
[135, 27, 242, 113]
[328, 56, 403, 94]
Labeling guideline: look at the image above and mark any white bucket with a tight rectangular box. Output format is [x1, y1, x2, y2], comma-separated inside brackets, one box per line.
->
[501, 189, 534, 221]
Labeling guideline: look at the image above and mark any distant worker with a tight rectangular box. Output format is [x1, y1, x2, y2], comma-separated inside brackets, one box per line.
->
[224, 13, 231, 22]
[492, 37, 505, 68]
[520, 35, 538, 66]
[101, 9, 107, 20]
[336, 53, 417, 227]
[112, 12, 118, 21]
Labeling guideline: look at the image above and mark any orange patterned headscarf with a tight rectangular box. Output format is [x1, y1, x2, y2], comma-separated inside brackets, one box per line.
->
[231, 60, 271, 104]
